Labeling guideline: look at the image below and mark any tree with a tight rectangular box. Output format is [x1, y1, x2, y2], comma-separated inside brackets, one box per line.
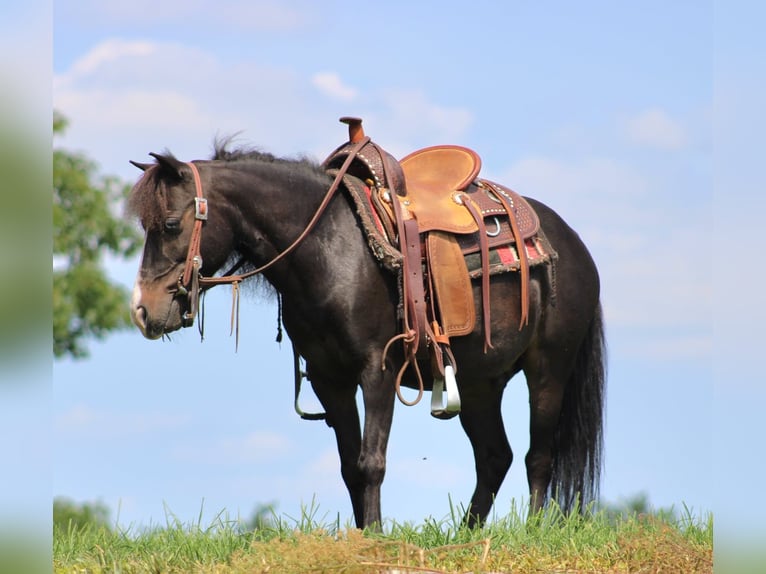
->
[600, 492, 676, 524]
[53, 112, 141, 359]
[53, 497, 112, 531]
[239, 502, 278, 533]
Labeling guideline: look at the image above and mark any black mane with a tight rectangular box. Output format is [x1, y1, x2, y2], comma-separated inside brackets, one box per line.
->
[211, 137, 321, 172]
[128, 139, 326, 230]
[212, 137, 279, 162]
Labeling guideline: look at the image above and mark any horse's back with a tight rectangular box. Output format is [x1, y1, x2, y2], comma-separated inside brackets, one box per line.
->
[525, 197, 600, 287]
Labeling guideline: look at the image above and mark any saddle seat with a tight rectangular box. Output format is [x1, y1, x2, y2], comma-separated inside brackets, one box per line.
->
[399, 145, 482, 233]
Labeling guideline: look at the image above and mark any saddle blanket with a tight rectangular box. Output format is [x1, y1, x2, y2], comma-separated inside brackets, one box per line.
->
[339, 171, 555, 279]
[464, 234, 553, 278]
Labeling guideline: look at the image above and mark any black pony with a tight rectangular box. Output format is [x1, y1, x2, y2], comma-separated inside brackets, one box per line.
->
[128, 131, 605, 530]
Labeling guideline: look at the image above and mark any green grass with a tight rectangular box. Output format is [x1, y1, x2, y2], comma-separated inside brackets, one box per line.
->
[53, 501, 713, 573]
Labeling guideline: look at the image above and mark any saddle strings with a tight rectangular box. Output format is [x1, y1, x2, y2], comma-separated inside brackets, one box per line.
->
[483, 181, 530, 329]
[458, 193, 494, 352]
[197, 289, 206, 341]
[275, 293, 283, 344]
[229, 281, 241, 351]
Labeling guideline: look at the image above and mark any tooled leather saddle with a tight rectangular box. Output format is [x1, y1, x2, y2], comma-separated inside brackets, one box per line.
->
[323, 117, 551, 418]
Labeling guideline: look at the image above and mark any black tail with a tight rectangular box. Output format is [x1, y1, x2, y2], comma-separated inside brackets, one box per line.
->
[549, 303, 607, 512]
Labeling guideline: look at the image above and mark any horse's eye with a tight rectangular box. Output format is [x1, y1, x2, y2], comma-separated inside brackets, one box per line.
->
[164, 218, 181, 234]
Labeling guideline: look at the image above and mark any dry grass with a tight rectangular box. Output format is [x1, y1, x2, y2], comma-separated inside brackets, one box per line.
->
[226, 520, 710, 573]
[54, 504, 712, 574]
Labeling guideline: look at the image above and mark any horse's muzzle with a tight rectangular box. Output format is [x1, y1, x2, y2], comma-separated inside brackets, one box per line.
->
[131, 281, 186, 339]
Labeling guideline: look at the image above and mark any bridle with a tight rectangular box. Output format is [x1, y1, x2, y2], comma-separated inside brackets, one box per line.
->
[175, 136, 371, 328]
[176, 161, 207, 327]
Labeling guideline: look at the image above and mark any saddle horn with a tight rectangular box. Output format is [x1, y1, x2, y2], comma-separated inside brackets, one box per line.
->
[340, 116, 365, 143]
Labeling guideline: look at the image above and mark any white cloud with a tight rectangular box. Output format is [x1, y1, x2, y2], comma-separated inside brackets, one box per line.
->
[53, 38, 480, 182]
[69, 39, 157, 78]
[56, 404, 99, 428]
[374, 89, 474, 153]
[55, 40, 176, 121]
[307, 449, 340, 475]
[600, 236, 711, 331]
[55, 404, 190, 436]
[280, 448, 347, 502]
[58, 0, 311, 31]
[498, 154, 652, 241]
[57, 88, 212, 131]
[626, 334, 712, 361]
[623, 107, 687, 150]
[501, 155, 650, 199]
[239, 431, 291, 456]
[312, 72, 358, 102]
[53, 39, 310, 177]
[498, 153, 710, 359]
[173, 431, 292, 465]
[387, 456, 468, 489]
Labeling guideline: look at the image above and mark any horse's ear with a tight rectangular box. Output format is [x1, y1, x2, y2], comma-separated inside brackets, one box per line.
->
[149, 152, 186, 179]
[130, 160, 153, 171]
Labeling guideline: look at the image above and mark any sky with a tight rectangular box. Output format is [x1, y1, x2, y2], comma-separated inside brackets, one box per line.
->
[45, 0, 759, 536]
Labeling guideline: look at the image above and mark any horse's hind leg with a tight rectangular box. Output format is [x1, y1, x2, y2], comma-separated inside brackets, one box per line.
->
[525, 378, 565, 515]
[458, 375, 512, 527]
[522, 308, 605, 517]
[522, 350, 568, 515]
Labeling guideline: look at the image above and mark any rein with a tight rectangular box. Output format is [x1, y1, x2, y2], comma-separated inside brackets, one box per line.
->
[175, 136, 372, 332]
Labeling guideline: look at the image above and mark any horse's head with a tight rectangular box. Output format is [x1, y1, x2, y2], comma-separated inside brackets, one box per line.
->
[128, 153, 231, 339]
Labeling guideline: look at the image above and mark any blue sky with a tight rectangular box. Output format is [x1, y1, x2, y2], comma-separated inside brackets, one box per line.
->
[49, 0, 728, 532]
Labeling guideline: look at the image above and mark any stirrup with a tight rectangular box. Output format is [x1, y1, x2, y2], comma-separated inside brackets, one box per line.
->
[431, 364, 460, 419]
[293, 343, 326, 421]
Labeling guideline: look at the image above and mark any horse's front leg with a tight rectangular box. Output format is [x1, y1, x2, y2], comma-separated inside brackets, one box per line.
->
[357, 361, 396, 530]
[310, 360, 395, 530]
[309, 375, 365, 527]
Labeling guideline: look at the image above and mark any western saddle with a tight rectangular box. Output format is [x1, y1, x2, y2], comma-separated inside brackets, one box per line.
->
[322, 117, 540, 418]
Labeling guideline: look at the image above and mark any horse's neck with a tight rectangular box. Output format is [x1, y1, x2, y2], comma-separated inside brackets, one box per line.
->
[235, 162, 323, 229]
[227, 161, 369, 297]
[224, 160, 394, 358]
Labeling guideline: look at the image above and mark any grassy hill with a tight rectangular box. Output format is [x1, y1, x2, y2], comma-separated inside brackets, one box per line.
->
[53, 501, 712, 573]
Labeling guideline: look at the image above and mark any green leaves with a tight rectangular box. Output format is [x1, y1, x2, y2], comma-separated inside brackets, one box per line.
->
[53, 497, 112, 532]
[53, 262, 133, 358]
[53, 113, 141, 359]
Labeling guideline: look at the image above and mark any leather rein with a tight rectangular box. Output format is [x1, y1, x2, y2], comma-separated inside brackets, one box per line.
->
[175, 136, 372, 329]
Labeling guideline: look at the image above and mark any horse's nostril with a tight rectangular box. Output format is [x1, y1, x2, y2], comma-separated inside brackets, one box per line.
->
[133, 305, 148, 329]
